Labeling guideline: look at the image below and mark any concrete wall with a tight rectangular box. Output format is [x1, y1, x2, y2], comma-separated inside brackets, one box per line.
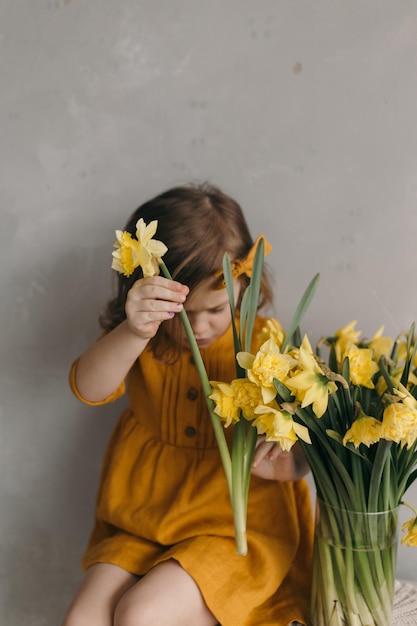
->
[1, 1, 416, 623]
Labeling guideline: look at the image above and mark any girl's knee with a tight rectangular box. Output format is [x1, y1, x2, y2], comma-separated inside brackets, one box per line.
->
[62, 604, 98, 626]
[63, 563, 136, 626]
[113, 593, 150, 626]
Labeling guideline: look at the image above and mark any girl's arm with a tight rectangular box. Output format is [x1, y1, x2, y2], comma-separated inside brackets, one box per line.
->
[251, 439, 310, 482]
[75, 276, 188, 402]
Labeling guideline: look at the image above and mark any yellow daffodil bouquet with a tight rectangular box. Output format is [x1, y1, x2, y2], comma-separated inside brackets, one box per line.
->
[226, 306, 417, 624]
[110, 219, 317, 557]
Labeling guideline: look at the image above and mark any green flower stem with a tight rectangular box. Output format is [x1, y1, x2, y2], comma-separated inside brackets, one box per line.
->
[368, 440, 392, 512]
[243, 424, 258, 509]
[312, 539, 393, 626]
[296, 408, 355, 507]
[402, 500, 417, 516]
[231, 418, 249, 555]
[159, 261, 232, 490]
[351, 454, 367, 511]
[312, 502, 397, 625]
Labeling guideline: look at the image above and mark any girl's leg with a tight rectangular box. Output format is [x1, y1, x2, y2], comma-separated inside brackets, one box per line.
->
[114, 559, 219, 626]
[62, 563, 138, 626]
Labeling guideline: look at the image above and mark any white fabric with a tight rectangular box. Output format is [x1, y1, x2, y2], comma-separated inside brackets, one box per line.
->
[393, 580, 417, 626]
[287, 580, 417, 626]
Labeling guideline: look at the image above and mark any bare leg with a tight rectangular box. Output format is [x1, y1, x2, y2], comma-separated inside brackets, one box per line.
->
[62, 563, 138, 626]
[114, 559, 218, 626]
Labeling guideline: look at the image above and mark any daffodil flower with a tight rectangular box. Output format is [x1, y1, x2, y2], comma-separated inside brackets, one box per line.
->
[257, 317, 285, 349]
[382, 401, 417, 448]
[343, 413, 383, 448]
[208, 381, 241, 427]
[237, 338, 298, 404]
[342, 344, 379, 388]
[334, 320, 362, 364]
[253, 402, 311, 451]
[285, 336, 337, 418]
[401, 517, 417, 546]
[208, 378, 266, 425]
[230, 378, 264, 420]
[112, 218, 168, 278]
[401, 502, 417, 546]
[369, 326, 393, 363]
[392, 383, 417, 408]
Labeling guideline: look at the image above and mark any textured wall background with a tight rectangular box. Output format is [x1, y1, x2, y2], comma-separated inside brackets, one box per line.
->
[1, 1, 416, 623]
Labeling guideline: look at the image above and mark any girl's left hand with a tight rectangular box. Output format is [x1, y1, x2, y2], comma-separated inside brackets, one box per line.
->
[251, 437, 310, 482]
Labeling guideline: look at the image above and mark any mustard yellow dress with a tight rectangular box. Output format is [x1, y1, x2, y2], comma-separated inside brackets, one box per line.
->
[70, 318, 314, 626]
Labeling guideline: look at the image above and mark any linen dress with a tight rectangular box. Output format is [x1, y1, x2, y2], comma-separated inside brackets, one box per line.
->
[70, 317, 314, 626]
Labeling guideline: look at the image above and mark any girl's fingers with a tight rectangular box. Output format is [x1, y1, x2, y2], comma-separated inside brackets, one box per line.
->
[254, 435, 266, 449]
[253, 438, 285, 468]
[127, 279, 187, 315]
[127, 300, 184, 320]
[128, 281, 188, 313]
[252, 438, 274, 467]
[131, 277, 189, 300]
[268, 446, 286, 462]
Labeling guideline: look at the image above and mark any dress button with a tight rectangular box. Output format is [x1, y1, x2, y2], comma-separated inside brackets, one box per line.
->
[186, 387, 199, 400]
[184, 426, 197, 437]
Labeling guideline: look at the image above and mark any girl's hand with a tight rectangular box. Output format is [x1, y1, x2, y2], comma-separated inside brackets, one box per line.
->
[251, 437, 310, 482]
[125, 276, 189, 340]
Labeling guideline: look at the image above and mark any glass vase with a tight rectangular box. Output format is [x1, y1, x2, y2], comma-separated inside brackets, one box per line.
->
[310, 498, 398, 626]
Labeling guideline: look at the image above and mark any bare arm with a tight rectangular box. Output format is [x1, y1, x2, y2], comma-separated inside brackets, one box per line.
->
[75, 276, 188, 402]
[251, 438, 310, 482]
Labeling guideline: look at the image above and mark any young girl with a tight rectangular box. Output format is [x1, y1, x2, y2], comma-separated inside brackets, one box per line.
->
[63, 183, 314, 626]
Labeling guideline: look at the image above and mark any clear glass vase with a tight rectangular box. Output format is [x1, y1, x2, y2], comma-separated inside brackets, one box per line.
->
[310, 499, 398, 626]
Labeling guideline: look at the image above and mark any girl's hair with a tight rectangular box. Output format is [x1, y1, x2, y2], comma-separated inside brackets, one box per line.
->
[100, 182, 273, 361]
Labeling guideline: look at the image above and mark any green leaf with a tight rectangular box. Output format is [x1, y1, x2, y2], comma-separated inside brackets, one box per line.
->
[239, 286, 250, 334]
[281, 273, 320, 352]
[296, 407, 358, 507]
[405, 468, 417, 492]
[326, 429, 343, 444]
[341, 356, 350, 383]
[329, 433, 373, 465]
[222, 253, 236, 319]
[292, 326, 302, 349]
[273, 377, 294, 402]
[400, 322, 417, 387]
[244, 238, 265, 351]
[222, 253, 242, 373]
[368, 440, 393, 512]
[328, 344, 338, 374]
[378, 356, 395, 394]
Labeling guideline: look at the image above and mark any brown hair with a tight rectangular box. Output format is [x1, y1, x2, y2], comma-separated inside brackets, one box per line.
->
[100, 182, 273, 361]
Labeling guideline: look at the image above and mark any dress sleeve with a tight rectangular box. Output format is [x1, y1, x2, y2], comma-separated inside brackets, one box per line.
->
[69, 357, 126, 406]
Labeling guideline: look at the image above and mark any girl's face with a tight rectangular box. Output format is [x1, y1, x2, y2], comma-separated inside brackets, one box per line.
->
[183, 279, 241, 349]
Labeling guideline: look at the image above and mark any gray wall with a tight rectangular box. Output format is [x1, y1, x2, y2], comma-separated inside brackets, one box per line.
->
[1, 1, 416, 624]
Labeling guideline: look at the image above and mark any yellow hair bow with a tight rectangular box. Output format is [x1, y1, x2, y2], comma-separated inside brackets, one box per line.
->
[214, 235, 272, 287]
